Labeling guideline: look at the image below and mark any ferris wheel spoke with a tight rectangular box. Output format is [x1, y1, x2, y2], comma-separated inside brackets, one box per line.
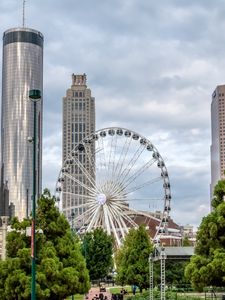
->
[107, 134, 114, 172]
[116, 214, 129, 236]
[86, 206, 101, 231]
[112, 214, 127, 240]
[104, 188, 126, 202]
[95, 139, 109, 189]
[122, 158, 156, 189]
[99, 134, 109, 174]
[108, 199, 130, 211]
[91, 210, 102, 229]
[103, 205, 112, 235]
[62, 191, 96, 202]
[106, 207, 122, 247]
[108, 132, 118, 180]
[124, 176, 162, 195]
[63, 176, 96, 197]
[121, 197, 163, 202]
[112, 134, 132, 181]
[117, 143, 146, 186]
[110, 132, 129, 182]
[71, 201, 97, 212]
[77, 202, 98, 216]
[72, 155, 98, 192]
[75, 205, 99, 225]
[106, 136, 131, 193]
[108, 200, 126, 214]
[63, 173, 97, 196]
[117, 209, 138, 228]
[109, 203, 138, 228]
[107, 205, 128, 237]
[82, 144, 97, 178]
[62, 201, 91, 209]
[63, 201, 91, 210]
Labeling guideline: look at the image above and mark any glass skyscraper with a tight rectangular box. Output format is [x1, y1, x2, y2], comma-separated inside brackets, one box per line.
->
[1, 27, 43, 220]
[210, 85, 225, 204]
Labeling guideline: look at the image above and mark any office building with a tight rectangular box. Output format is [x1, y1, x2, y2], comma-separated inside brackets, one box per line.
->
[1, 27, 43, 220]
[62, 74, 95, 219]
[210, 85, 225, 201]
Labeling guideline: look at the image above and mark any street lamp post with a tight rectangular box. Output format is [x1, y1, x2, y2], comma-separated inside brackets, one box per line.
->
[29, 89, 41, 300]
[71, 212, 75, 300]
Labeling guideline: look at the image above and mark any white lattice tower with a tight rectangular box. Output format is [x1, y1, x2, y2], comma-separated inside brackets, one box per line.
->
[160, 248, 166, 300]
[149, 254, 154, 300]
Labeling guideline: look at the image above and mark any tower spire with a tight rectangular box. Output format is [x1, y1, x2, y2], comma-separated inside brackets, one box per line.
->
[22, 0, 26, 27]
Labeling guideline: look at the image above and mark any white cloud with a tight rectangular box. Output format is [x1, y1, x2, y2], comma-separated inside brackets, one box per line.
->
[1, 0, 223, 227]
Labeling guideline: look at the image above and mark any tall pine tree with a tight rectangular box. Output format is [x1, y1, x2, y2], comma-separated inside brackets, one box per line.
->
[185, 179, 225, 291]
[81, 228, 114, 280]
[116, 225, 153, 291]
[0, 189, 90, 300]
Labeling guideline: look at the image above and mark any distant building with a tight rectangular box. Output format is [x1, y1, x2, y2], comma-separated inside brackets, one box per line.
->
[0, 165, 9, 217]
[210, 85, 225, 202]
[180, 224, 196, 246]
[62, 74, 95, 219]
[181, 224, 194, 238]
[0, 216, 9, 260]
[129, 210, 182, 246]
[1, 27, 43, 219]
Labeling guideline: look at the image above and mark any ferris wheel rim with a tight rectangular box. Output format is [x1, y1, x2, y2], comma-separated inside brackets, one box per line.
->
[55, 126, 172, 246]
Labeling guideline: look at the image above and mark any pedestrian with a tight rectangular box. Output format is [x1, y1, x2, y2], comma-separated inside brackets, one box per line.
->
[132, 285, 137, 295]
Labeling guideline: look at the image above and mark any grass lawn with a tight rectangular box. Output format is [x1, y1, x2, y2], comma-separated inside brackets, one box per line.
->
[109, 286, 132, 294]
[109, 286, 142, 298]
[67, 294, 84, 300]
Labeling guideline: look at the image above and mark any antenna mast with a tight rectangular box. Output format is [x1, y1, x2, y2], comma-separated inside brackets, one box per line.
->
[22, 0, 26, 27]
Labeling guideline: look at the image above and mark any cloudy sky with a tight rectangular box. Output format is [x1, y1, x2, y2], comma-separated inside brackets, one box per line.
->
[1, 0, 225, 227]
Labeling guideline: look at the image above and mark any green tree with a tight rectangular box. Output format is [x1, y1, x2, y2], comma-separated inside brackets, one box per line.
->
[182, 236, 192, 247]
[116, 225, 153, 292]
[185, 180, 225, 291]
[81, 228, 114, 281]
[164, 260, 189, 286]
[0, 189, 90, 299]
[212, 178, 225, 209]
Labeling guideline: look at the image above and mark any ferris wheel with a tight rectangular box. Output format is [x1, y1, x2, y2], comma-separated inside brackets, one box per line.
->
[55, 127, 171, 247]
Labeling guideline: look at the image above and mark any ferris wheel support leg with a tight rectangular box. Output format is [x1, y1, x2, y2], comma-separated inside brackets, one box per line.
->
[160, 248, 166, 300]
[149, 254, 154, 300]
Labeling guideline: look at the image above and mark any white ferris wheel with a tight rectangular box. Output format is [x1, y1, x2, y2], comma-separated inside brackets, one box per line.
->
[55, 127, 171, 247]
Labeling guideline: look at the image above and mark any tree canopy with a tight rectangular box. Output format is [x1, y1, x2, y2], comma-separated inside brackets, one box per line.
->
[211, 178, 225, 209]
[116, 225, 153, 291]
[0, 189, 90, 300]
[185, 180, 225, 291]
[81, 228, 114, 280]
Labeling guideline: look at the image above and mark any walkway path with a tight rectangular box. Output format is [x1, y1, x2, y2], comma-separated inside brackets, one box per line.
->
[87, 287, 112, 300]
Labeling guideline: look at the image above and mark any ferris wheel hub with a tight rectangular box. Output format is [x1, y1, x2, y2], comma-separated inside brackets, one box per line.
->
[97, 193, 107, 205]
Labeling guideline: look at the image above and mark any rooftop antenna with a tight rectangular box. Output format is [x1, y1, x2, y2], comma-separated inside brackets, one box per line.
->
[22, 0, 26, 27]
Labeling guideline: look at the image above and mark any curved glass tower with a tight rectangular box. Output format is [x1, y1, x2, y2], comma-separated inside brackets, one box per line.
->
[1, 28, 43, 220]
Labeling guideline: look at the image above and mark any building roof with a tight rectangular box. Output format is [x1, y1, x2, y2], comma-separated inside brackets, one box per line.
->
[153, 246, 194, 260]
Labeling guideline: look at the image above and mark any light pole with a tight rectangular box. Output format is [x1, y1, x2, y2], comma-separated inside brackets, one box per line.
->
[149, 254, 154, 300]
[29, 89, 41, 300]
[71, 212, 75, 300]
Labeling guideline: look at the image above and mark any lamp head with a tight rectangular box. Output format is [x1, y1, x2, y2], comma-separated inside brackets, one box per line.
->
[29, 90, 41, 101]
